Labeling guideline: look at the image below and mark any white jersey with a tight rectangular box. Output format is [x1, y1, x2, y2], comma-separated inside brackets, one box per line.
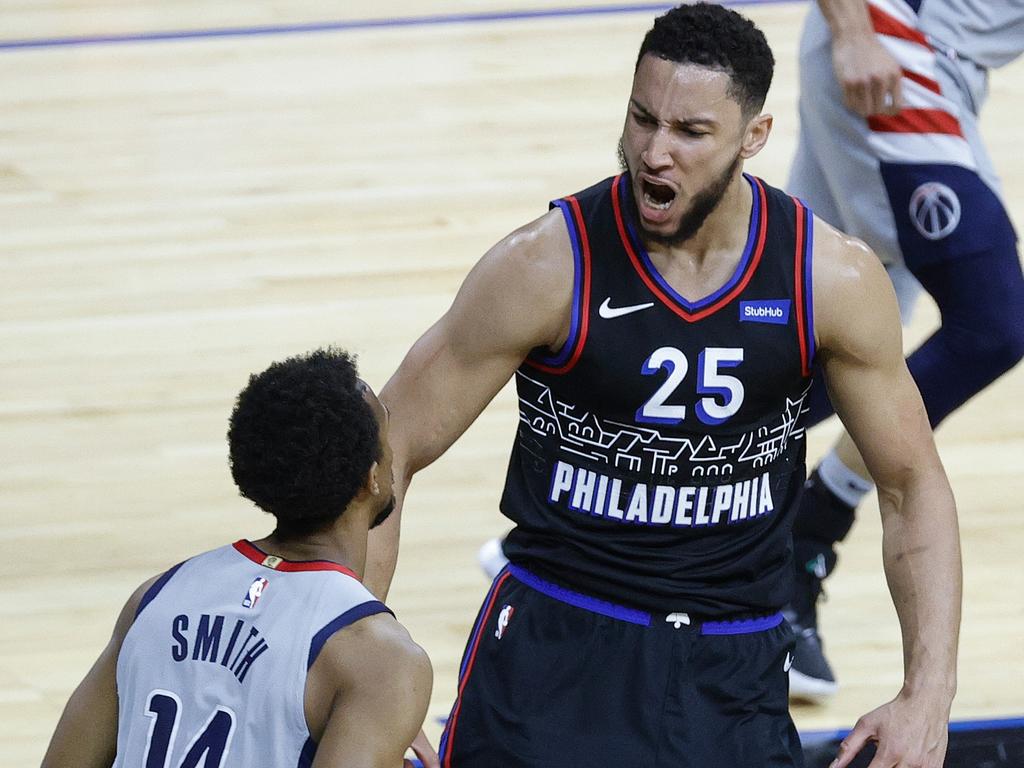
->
[112, 541, 389, 768]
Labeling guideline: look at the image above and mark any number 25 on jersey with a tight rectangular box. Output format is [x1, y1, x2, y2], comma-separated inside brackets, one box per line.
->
[637, 346, 745, 426]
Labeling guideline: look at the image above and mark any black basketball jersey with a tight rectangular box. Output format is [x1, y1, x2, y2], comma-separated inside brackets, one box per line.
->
[500, 173, 816, 616]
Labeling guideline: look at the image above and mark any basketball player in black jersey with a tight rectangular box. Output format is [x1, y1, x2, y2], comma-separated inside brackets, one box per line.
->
[368, 5, 960, 767]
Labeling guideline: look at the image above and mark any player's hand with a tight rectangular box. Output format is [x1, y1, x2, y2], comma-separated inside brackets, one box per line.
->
[830, 690, 951, 768]
[406, 728, 439, 768]
[831, 32, 903, 117]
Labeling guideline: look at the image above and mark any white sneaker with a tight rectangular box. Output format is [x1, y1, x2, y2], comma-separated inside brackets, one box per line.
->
[477, 537, 510, 580]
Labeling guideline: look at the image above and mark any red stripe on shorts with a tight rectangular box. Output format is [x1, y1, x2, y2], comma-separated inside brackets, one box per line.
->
[868, 4, 930, 48]
[442, 571, 512, 768]
[867, 108, 962, 136]
[901, 68, 942, 94]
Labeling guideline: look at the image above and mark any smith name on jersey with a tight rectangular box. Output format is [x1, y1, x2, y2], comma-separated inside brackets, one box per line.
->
[501, 173, 816, 617]
[112, 541, 390, 768]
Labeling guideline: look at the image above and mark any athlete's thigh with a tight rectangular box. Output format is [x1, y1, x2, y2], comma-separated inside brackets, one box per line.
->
[875, 55, 1016, 279]
[441, 578, 670, 767]
[659, 623, 803, 768]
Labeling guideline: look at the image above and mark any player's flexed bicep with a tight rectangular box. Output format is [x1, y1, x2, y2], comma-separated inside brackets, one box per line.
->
[382, 208, 576, 482]
[364, 209, 575, 602]
[812, 221, 929, 481]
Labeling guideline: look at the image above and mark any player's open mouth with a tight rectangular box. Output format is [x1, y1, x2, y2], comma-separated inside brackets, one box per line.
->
[641, 178, 676, 210]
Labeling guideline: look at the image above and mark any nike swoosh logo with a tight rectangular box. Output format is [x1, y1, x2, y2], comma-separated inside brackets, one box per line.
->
[598, 298, 655, 319]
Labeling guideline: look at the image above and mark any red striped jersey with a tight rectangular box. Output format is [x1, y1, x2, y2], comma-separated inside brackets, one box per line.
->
[500, 173, 815, 616]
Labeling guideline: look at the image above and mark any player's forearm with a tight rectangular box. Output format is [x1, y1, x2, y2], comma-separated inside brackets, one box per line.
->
[878, 470, 961, 701]
[816, 0, 875, 41]
[367, 360, 478, 600]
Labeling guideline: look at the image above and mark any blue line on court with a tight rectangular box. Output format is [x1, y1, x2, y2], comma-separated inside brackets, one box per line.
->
[801, 715, 1024, 742]
[0, 0, 797, 52]
[435, 713, 1024, 736]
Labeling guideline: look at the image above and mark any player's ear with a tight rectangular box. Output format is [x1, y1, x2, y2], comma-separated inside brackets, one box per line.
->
[363, 461, 381, 497]
[740, 112, 772, 159]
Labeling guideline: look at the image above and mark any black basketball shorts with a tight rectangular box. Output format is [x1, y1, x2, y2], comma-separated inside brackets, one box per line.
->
[439, 565, 803, 768]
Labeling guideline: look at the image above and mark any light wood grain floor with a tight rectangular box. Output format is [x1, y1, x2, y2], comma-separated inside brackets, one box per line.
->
[2, 1, 1022, 765]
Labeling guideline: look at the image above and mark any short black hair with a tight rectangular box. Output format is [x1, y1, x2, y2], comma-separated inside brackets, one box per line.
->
[228, 348, 380, 538]
[637, 3, 774, 116]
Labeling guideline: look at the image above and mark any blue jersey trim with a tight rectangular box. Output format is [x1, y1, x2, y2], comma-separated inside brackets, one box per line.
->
[621, 173, 760, 311]
[700, 611, 784, 635]
[296, 737, 317, 768]
[802, 199, 816, 369]
[509, 564, 652, 625]
[533, 199, 584, 368]
[307, 601, 393, 669]
[136, 561, 187, 618]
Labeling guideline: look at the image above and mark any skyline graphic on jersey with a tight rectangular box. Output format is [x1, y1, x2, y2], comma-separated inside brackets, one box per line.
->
[516, 371, 811, 480]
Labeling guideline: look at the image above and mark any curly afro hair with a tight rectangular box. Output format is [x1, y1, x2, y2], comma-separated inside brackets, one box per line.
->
[637, 3, 774, 116]
[228, 348, 380, 538]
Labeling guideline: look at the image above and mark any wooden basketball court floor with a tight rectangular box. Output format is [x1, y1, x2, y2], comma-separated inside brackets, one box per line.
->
[1, 1, 1021, 764]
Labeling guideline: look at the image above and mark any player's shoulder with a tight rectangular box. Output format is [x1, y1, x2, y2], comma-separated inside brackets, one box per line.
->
[317, 609, 431, 686]
[809, 214, 901, 349]
[104, 571, 170, 653]
[303, 606, 432, 746]
[810, 214, 890, 295]
[341, 610, 425, 656]
[812, 215, 876, 267]
[487, 207, 573, 279]
[449, 206, 576, 350]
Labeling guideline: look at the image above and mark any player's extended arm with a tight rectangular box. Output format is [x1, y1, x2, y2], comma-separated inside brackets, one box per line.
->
[307, 613, 433, 768]
[813, 222, 960, 768]
[41, 577, 157, 768]
[364, 209, 574, 600]
[815, 0, 903, 116]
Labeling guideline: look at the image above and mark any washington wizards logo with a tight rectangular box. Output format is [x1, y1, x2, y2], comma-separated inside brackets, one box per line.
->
[909, 182, 961, 241]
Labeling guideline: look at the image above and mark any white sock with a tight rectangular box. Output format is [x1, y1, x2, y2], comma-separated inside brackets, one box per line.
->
[817, 450, 873, 509]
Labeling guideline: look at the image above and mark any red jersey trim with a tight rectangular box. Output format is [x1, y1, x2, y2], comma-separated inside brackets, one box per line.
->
[441, 571, 512, 767]
[232, 540, 359, 579]
[792, 199, 812, 378]
[612, 175, 769, 323]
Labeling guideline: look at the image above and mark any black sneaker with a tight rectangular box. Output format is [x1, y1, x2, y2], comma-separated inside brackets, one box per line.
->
[785, 554, 838, 702]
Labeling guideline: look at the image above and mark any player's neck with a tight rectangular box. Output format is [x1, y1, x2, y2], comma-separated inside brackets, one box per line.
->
[641, 173, 752, 302]
[655, 172, 752, 265]
[254, 522, 368, 579]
